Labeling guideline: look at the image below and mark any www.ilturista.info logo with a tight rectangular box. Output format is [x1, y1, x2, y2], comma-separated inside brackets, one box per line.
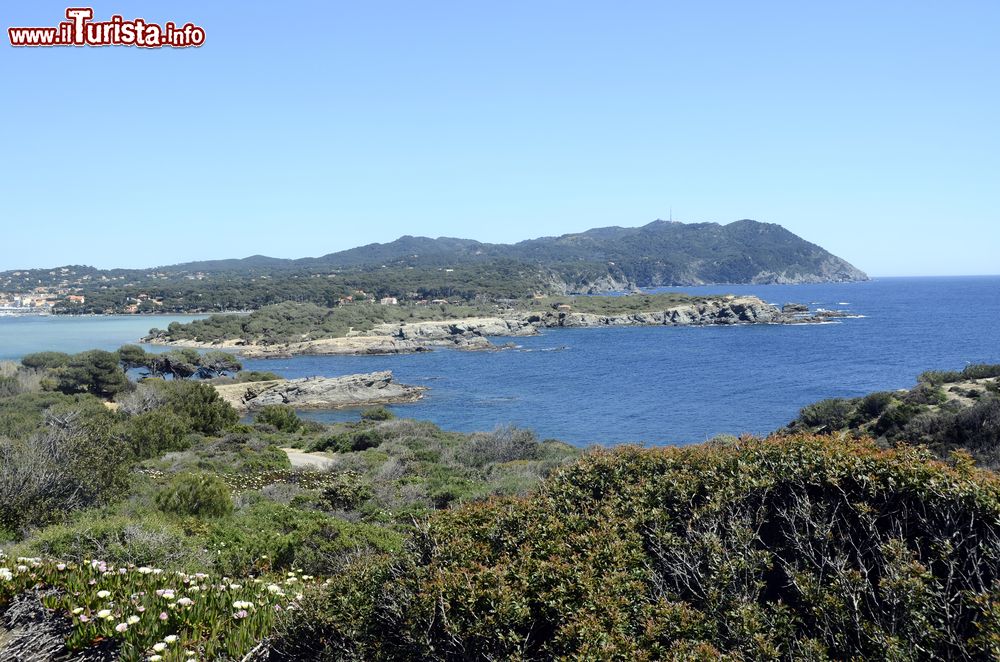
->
[8, 8, 205, 48]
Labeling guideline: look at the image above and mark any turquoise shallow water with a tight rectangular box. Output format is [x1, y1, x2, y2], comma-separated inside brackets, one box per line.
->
[0, 315, 206, 360]
[1, 277, 998, 445]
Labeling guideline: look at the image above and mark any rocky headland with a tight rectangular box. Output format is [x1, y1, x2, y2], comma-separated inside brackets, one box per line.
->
[145, 296, 852, 358]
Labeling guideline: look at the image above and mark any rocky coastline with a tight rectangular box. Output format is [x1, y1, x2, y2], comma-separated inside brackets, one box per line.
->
[212, 371, 426, 412]
[145, 296, 852, 358]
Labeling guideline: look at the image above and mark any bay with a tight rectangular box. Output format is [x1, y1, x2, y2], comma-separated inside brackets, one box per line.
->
[1, 277, 997, 446]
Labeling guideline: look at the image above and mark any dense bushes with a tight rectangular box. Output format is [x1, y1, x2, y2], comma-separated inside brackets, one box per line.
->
[273, 435, 1000, 661]
[0, 406, 134, 533]
[155, 472, 233, 518]
[157, 380, 238, 435]
[919, 363, 1000, 386]
[790, 367, 1000, 469]
[255, 404, 303, 433]
[796, 397, 854, 430]
[206, 501, 402, 576]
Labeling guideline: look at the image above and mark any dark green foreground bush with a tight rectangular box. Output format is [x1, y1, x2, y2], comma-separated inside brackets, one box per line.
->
[273, 435, 1000, 661]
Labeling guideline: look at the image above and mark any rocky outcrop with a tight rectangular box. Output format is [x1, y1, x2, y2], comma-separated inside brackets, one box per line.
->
[364, 317, 537, 341]
[213, 372, 426, 412]
[524, 296, 785, 328]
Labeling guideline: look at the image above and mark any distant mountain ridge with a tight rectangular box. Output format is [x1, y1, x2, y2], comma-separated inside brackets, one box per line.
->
[158, 219, 867, 287]
[0, 220, 867, 309]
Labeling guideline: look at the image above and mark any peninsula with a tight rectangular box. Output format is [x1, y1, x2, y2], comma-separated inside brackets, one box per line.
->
[143, 294, 852, 358]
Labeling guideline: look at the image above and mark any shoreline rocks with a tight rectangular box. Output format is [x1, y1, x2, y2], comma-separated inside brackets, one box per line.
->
[212, 371, 426, 412]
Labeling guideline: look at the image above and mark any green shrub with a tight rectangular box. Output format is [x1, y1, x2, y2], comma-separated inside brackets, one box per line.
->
[155, 472, 233, 518]
[459, 425, 541, 467]
[0, 406, 135, 532]
[854, 391, 895, 420]
[321, 472, 374, 510]
[360, 407, 394, 421]
[207, 501, 401, 576]
[123, 408, 192, 459]
[160, 380, 239, 435]
[797, 397, 854, 430]
[12, 510, 203, 569]
[275, 435, 1000, 660]
[255, 404, 303, 433]
[313, 428, 385, 453]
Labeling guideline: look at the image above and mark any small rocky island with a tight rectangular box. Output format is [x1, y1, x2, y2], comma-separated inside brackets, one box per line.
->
[144, 295, 855, 358]
[212, 371, 425, 411]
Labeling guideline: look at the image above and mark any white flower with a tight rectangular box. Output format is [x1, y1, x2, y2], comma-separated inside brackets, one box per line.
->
[164, 635, 178, 644]
[137, 567, 154, 574]
[152, 642, 168, 652]
[148, 656, 163, 662]
[0, 568, 13, 581]
[72, 607, 84, 615]
[177, 597, 194, 607]
[228, 583, 241, 589]
[127, 615, 141, 624]
[97, 609, 112, 619]
[97, 590, 111, 599]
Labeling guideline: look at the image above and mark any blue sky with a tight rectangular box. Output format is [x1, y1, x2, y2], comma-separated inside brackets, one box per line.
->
[2, 1, 997, 276]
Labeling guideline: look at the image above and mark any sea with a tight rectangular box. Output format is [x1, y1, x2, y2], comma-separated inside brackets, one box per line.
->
[1, 276, 997, 447]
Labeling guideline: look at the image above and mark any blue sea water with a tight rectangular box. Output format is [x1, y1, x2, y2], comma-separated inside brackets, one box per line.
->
[1, 277, 997, 446]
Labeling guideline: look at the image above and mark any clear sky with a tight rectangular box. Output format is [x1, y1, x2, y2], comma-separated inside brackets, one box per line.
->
[2, 1, 997, 276]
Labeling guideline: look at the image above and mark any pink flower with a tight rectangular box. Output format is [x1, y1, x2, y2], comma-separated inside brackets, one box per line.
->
[159, 612, 168, 621]
[234, 609, 248, 619]
[115, 623, 128, 633]
[79, 615, 90, 622]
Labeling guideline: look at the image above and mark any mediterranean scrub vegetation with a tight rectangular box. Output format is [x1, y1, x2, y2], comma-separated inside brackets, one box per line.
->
[4, 356, 1000, 659]
[272, 436, 1000, 660]
[788, 363, 1000, 469]
[0, 351, 575, 659]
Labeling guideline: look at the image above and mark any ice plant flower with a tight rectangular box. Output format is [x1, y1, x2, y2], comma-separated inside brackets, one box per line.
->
[115, 622, 129, 633]
[97, 590, 111, 598]
[127, 615, 141, 625]
[152, 642, 168, 652]
[97, 609, 112, 619]
[164, 635, 178, 644]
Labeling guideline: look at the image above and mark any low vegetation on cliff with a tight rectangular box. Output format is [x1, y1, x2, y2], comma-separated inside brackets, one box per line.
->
[787, 363, 1000, 468]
